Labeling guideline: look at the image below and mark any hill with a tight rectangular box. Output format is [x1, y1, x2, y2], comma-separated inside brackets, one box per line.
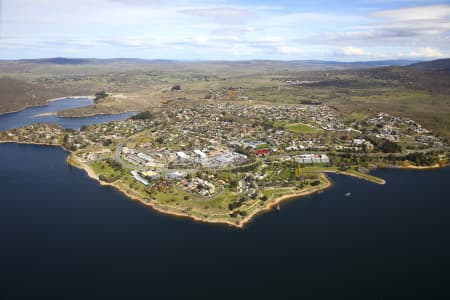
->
[408, 59, 450, 72]
[0, 77, 95, 114]
[0, 58, 448, 140]
[19, 57, 93, 65]
[17, 57, 156, 65]
[2, 57, 418, 69]
[0, 77, 52, 113]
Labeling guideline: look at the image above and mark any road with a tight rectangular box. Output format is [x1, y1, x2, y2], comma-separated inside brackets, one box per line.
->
[114, 142, 144, 171]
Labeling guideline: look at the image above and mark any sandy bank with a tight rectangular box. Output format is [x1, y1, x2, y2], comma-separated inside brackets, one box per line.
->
[2, 141, 447, 228]
[397, 164, 442, 170]
[320, 169, 386, 185]
[68, 157, 332, 229]
[237, 173, 332, 228]
[32, 112, 57, 117]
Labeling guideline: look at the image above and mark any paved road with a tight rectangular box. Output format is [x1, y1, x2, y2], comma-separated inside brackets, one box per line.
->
[114, 142, 145, 171]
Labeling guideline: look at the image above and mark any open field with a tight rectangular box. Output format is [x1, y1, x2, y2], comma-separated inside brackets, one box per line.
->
[285, 123, 322, 134]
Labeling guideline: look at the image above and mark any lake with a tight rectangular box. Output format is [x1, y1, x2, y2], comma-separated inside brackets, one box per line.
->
[0, 97, 134, 130]
[0, 143, 449, 298]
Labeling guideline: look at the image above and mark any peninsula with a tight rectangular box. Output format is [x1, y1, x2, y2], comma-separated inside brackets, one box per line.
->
[1, 101, 447, 227]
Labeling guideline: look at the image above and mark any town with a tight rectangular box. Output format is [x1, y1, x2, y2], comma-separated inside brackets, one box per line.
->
[1, 101, 448, 227]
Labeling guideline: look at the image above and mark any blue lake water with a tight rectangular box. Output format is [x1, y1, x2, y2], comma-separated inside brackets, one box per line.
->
[0, 143, 449, 298]
[0, 97, 134, 130]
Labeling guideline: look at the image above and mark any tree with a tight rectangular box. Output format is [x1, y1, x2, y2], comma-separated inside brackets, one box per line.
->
[229, 179, 238, 189]
[94, 91, 108, 103]
[238, 210, 247, 217]
[131, 111, 154, 120]
[295, 167, 302, 178]
[380, 140, 401, 153]
[310, 180, 321, 186]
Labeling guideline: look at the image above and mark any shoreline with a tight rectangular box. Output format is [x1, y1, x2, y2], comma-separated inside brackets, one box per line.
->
[0, 95, 94, 116]
[32, 112, 57, 117]
[56, 110, 136, 119]
[396, 164, 443, 170]
[336, 170, 386, 185]
[321, 169, 386, 185]
[0, 140, 64, 148]
[0, 94, 135, 119]
[67, 158, 246, 228]
[68, 156, 332, 229]
[1, 141, 448, 228]
[236, 173, 332, 228]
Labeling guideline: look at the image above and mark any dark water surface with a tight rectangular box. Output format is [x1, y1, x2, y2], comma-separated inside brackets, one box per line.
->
[0, 98, 134, 130]
[1, 143, 450, 298]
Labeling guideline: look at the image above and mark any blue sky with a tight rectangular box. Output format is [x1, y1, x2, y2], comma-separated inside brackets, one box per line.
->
[0, 0, 449, 60]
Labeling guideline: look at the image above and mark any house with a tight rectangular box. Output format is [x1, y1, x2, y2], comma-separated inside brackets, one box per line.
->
[254, 149, 271, 156]
[141, 170, 159, 179]
[295, 154, 329, 164]
[193, 149, 207, 159]
[130, 170, 149, 186]
[176, 151, 189, 160]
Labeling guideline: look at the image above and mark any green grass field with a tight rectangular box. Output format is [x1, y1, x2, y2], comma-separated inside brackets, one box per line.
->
[89, 160, 122, 178]
[285, 123, 321, 134]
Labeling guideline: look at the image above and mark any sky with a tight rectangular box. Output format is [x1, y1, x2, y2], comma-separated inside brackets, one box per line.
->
[0, 0, 449, 61]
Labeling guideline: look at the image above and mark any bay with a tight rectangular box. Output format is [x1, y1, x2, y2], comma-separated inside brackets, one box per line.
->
[0, 98, 134, 130]
[0, 143, 449, 298]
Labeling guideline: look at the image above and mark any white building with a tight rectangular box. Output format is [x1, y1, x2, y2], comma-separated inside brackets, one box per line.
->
[294, 154, 329, 164]
[130, 170, 149, 186]
[193, 149, 207, 159]
[176, 151, 189, 160]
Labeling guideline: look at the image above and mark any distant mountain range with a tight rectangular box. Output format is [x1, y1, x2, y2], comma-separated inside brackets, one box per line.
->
[2, 57, 424, 69]
[408, 59, 450, 72]
[16, 57, 153, 65]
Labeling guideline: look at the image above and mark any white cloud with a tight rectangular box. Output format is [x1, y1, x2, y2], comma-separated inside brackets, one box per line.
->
[304, 3, 450, 54]
[340, 46, 369, 56]
[372, 5, 450, 21]
[231, 44, 256, 56]
[257, 36, 286, 44]
[180, 7, 248, 17]
[178, 7, 251, 24]
[278, 46, 304, 55]
[108, 0, 162, 5]
[408, 47, 446, 58]
[195, 36, 209, 45]
[1, 0, 450, 60]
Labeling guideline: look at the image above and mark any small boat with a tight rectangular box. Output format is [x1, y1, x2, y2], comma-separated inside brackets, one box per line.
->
[345, 192, 351, 197]
[276, 204, 280, 211]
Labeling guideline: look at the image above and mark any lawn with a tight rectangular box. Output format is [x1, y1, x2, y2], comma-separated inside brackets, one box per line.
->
[89, 160, 122, 178]
[285, 123, 321, 134]
[262, 187, 295, 201]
